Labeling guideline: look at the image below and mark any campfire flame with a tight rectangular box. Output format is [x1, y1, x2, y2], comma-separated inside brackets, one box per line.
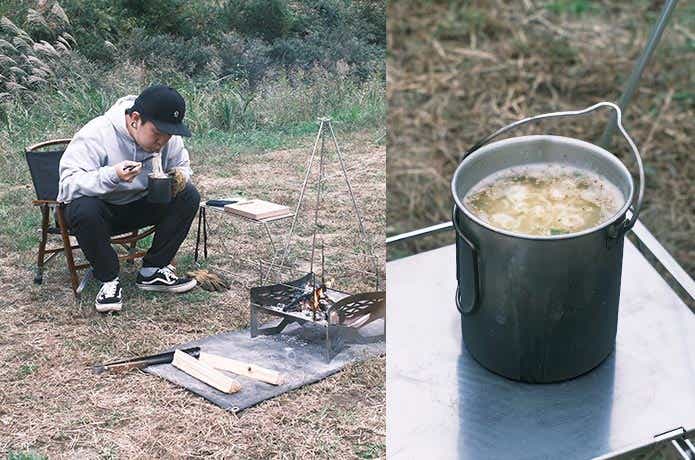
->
[282, 276, 336, 316]
[297, 283, 327, 317]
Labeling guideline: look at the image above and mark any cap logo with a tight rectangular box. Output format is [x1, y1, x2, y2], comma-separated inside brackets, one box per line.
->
[173, 110, 180, 118]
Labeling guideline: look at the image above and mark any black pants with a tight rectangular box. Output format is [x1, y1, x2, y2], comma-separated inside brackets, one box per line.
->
[66, 183, 201, 282]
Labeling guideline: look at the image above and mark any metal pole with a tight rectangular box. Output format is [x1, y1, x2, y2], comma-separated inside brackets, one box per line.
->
[310, 126, 327, 275]
[265, 120, 325, 282]
[386, 221, 453, 245]
[599, 0, 679, 147]
[327, 120, 381, 290]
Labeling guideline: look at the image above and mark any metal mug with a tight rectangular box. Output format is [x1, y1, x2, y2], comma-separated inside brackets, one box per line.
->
[147, 174, 172, 204]
[451, 102, 645, 383]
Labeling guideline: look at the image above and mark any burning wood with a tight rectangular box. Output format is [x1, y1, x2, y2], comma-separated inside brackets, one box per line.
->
[282, 278, 334, 317]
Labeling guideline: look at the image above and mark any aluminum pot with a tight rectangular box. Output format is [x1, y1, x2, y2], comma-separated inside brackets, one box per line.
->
[451, 102, 645, 383]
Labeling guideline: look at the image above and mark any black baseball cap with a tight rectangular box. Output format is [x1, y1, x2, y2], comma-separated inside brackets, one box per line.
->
[129, 85, 191, 137]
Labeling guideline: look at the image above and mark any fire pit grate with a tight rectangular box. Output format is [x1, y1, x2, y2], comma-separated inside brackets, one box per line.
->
[250, 272, 315, 309]
[250, 272, 385, 361]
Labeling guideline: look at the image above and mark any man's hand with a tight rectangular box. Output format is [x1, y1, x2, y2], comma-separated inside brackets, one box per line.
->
[167, 168, 187, 196]
[115, 160, 142, 182]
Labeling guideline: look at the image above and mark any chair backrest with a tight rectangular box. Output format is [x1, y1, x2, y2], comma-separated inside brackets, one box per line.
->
[25, 139, 72, 201]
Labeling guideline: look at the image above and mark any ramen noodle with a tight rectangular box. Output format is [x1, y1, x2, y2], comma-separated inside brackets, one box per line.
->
[463, 163, 624, 236]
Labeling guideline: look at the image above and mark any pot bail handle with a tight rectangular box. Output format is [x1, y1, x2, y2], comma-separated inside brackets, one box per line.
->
[463, 102, 644, 232]
[452, 205, 479, 315]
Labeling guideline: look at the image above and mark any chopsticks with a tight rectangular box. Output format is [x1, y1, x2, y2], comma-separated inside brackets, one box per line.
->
[124, 154, 156, 171]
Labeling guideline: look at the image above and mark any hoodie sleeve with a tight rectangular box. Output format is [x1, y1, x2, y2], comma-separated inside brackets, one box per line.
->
[164, 135, 192, 181]
[57, 131, 120, 203]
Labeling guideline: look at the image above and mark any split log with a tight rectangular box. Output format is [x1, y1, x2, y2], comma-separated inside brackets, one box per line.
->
[198, 352, 285, 386]
[172, 350, 241, 394]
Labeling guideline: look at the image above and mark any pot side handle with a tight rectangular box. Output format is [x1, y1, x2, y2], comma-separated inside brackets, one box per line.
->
[463, 101, 644, 234]
[452, 205, 479, 315]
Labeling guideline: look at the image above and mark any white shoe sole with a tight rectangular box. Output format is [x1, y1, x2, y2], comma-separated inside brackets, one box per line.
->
[95, 301, 122, 313]
[136, 278, 197, 293]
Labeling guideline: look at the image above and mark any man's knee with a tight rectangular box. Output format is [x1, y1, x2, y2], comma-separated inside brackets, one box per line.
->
[66, 196, 108, 229]
[175, 182, 200, 213]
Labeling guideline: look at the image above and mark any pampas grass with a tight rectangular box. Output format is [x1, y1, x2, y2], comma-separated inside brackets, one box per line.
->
[50, 3, 70, 26]
[0, 54, 17, 66]
[26, 9, 50, 31]
[0, 38, 17, 53]
[33, 41, 59, 57]
[0, 9, 72, 97]
[0, 17, 24, 37]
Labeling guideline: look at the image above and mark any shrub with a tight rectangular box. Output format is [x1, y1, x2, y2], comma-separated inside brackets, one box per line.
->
[126, 30, 219, 78]
[217, 32, 272, 89]
[60, 0, 132, 63]
[268, 0, 385, 79]
[354, 0, 386, 45]
[224, 0, 294, 42]
[120, 0, 208, 39]
[60, 0, 222, 62]
[8, 0, 386, 85]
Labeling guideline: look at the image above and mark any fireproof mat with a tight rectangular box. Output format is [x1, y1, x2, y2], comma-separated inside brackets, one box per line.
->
[145, 320, 384, 412]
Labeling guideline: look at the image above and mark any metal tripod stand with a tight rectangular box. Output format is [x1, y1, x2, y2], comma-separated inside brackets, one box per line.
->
[262, 117, 381, 290]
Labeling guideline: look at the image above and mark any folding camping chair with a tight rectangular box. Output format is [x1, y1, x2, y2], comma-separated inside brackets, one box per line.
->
[25, 138, 156, 298]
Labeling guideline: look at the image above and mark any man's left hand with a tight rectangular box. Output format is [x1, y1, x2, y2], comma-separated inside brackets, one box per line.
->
[167, 168, 187, 196]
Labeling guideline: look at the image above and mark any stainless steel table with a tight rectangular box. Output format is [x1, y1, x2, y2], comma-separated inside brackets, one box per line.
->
[387, 240, 695, 459]
[194, 201, 294, 262]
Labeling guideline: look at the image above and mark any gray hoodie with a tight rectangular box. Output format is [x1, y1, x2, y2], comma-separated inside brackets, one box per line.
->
[57, 95, 192, 205]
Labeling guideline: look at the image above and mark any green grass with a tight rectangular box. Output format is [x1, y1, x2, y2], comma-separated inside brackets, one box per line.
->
[135, 234, 154, 251]
[673, 91, 695, 103]
[97, 445, 119, 460]
[190, 100, 382, 162]
[179, 288, 212, 304]
[354, 442, 385, 459]
[434, 6, 494, 40]
[545, 0, 601, 15]
[176, 252, 200, 270]
[0, 188, 40, 252]
[6, 450, 47, 460]
[0, 66, 385, 187]
[17, 363, 38, 379]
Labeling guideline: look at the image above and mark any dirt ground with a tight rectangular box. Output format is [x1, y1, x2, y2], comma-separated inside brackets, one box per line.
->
[387, 0, 694, 279]
[0, 129, 386, 459]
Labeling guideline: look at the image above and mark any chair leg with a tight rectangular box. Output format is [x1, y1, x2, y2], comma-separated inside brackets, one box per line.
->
[55, 206, 79, 296]
[127, 229, 138, 265]
[76, 268, 93, 296]
[34, 205, 49, 284]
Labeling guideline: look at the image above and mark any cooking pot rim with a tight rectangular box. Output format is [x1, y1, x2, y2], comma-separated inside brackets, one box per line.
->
[451, 135, 635, 241]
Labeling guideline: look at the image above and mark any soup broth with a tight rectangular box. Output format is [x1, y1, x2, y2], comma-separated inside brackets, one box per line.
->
[463, 163, 624, 236]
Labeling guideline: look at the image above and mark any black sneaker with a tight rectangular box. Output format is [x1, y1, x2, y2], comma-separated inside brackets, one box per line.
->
[95, 278, 123, 313]
[136, 265, 197, 293]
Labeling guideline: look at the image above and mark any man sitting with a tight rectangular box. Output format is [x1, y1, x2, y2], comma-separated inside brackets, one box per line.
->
[58, 85, 200, 312]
